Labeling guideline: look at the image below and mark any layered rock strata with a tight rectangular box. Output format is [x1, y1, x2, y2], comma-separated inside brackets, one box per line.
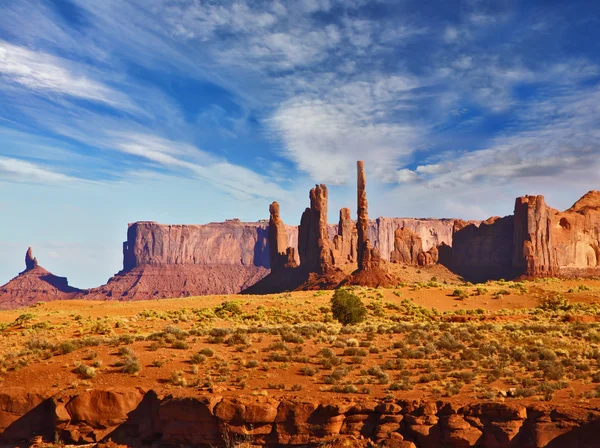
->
[1, 388, 599, 447]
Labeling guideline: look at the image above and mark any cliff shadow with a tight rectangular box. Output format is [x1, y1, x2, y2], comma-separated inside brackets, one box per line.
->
[101, 390, 161, 447]
[545, 418, 600, 448]
[0, 398, 56, 445]
[254, 227, 270, 269]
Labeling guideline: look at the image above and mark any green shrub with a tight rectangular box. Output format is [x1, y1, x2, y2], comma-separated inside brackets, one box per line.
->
[330, 289, 367, 326]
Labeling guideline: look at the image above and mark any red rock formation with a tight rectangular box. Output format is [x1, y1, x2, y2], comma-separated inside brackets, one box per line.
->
[268, 202, 297, 273]
[370, 218, 456, 262]
[82, 265, 269, 301]
[450, 191, 600, 281]
[0, 248, 81, 309]
[418, 245, 439, 267]
[553, 190, 600, 277]
[450, 216, 515, 281]
[390, 227, 423, 264]
[25, 247, 38, 271]
[1, 388, 600, 447]
[333, 208, 357, 264]
[513, 195, 559, 277]
[356, 160, 385, 273]
[298, 184, 334, 274]
[357, 161, 371, 270]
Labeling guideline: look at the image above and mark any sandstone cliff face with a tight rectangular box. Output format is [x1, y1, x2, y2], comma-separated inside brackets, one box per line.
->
[123, 220, 274, 270]
[553, 190, 600, 276]
[1, 388, 599, 447]
[513, 195, 559, 277]
[390, 227, 424, 265]
[369, 218, 455, 262]
[450, 216, 515, 281]
[450, 191, 600, 281]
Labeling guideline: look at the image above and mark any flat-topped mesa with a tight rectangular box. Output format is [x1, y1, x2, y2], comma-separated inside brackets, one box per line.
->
[298, 184, 334, 274]
[332, 207, 357, 264]
[356, 161, 380, 270]
[512, 195, 559, 277]
[25, 247, 38, 271]
[268, 202, 297, 273]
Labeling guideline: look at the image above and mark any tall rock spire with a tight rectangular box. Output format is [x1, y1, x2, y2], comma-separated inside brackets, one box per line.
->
[25, 247, 38, 271]
[356, 161, 380, 270]
[268, 202, 296, 273]
[333, 207, 357, 263]
[298, 184, 334, 274]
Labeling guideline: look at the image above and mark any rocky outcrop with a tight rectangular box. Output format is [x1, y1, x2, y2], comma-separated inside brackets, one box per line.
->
[1, 388, 599, 447]
[268, 202, 297, 273]
[344, 161, 397, 287]
[513, 195, 559, 277]
[0, 249, 81, 309]
[390, 227, 424, 265]
[553, 190, 600, 277]
[417, 245, 439, 267]
[298, 184, 334, 274]
[357, 160, 378, 271]
[24, 247, 38, 271]
[333, 208, 357, 264]
[449, 191, 600, 281]
[369, 218, 455, 263]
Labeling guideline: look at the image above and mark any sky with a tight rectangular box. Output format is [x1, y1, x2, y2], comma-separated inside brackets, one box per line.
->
[1, 0, 599, 288]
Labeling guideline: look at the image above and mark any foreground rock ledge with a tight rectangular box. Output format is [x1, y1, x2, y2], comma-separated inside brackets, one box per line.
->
[1, 388, 599, 447]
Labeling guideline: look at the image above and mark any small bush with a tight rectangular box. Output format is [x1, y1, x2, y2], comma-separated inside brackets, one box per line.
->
[330, 289, 367, 326]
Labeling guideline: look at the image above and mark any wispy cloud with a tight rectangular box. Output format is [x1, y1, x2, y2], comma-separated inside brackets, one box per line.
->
[0, 40, 133, 109]
[0, 156, 78, 184]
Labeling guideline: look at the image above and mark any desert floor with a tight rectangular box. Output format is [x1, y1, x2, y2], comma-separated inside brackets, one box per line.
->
[2, 265, 600, 407]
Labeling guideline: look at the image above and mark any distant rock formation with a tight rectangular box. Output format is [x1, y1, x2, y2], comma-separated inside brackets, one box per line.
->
[418, 245, 439, 267]
[298, 185, 334, 274]
[25, 247, 38, 271]
[333, 208, 357, 265]
[390, 227, 423, 264]
[357, 161, 377, 270]
[447, 191, 600, 281]
[0, 248, 81, 309]
[513, 195, 559, 277]
[344, 161, 397, 288]
[269, 202, 297, 273]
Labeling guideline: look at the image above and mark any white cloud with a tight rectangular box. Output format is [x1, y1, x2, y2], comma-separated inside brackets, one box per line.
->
[0, 40, 132, 109]
[0, 156, 78, 184]
[110, 133, 289, 201]
[269, 75, 423, 184]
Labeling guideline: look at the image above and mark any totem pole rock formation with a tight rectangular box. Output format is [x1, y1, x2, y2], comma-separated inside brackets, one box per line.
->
[25, 247, 38, 271]
[512, 195, 559, 277]
[356, 161, 381, 271]
[298, 184, 334, 274]
[332, 208, 357, 264]
[268, 202, 297, 273]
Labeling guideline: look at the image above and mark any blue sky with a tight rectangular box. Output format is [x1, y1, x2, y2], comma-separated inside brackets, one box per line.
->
[1, 0, 599, 288]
